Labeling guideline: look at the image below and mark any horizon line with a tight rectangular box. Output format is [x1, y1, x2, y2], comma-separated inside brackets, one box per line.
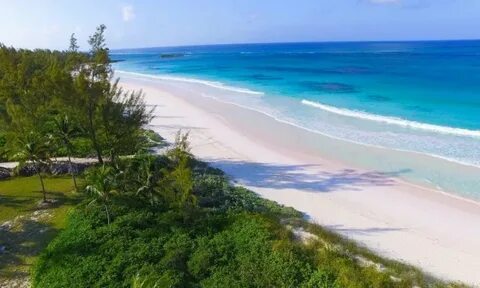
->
[111, 38, 480, 51]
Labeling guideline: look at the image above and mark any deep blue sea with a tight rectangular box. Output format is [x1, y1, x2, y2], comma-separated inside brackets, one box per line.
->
[111, 41, 480, 169]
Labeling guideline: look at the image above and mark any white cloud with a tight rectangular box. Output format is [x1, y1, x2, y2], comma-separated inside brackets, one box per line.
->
[122, 5, 135, 22]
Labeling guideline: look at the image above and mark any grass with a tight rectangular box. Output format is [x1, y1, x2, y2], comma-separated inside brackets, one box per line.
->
[0, 176, 81, 222]
[0, 175, 83, 285]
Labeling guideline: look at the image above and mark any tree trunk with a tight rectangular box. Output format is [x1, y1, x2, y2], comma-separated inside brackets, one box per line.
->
[38, 165, 47, 202]
[104, 204, 110, 225]
[68, 155, 78, 192]
[90, 120, 103, 164]
[88, 102, 103, 165]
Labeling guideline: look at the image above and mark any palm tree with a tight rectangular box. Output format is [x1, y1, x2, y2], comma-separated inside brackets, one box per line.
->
[14, 131, 51, 203]
[52, 114, 81, 191]
[134, 156, 161, 205]
[131, 273, 161, 288]
[84, 165, 117, 225]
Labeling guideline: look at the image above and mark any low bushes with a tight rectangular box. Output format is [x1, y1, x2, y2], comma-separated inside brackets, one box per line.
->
[32, 144, 457, 287]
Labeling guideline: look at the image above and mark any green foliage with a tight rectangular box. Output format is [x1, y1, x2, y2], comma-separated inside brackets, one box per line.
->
[9, 130, 52, 202]
[304, 270, 339, 288]
[0, 24, 152, 203]
[160, 152, 196, 211]
[32, 153, 447, 288]
[50, 114, 81, 190]
[0, 24, 456, 288]
[100, 81, 153, 161]
[33, 200, 314, 288]
[50, 114, 80, 153]
[0, 133, 7, 161]
[131, 155, 164, 205]
[0, 25, 151, 165]
[142, 129, 165, 149]
[84, 165, 118, 225]
[68, 33, 79, 53]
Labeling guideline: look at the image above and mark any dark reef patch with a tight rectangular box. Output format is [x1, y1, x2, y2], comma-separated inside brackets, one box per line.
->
[248, 74, 283, 81]
[250, 66, 326, 74]
[404, 105, 432, 113]
[164, 65, 208, 73]
[367, 95, 391, 102]
[328, 66, 373, 74]
[302, 81, 357, 93]
[249, 65, 373, 75]
[160, 53, 185, 59]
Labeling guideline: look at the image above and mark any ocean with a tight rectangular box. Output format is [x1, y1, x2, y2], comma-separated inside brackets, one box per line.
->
[111, 41, 480, 200]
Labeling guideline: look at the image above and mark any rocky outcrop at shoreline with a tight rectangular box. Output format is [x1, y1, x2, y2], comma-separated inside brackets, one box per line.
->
[0, 167, 11, 180]
[0, 160, 96, 179]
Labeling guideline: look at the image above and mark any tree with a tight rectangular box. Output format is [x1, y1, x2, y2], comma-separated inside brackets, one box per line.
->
[1, 55, 55, 202]
[72, 25, 152, 164]
[167, 130, 192, 163]
[101, 81, 153, 163]
[84, 165, 117, 225]
[66, 33, 84, 71]
[169, 152, 196, 211]
[69, 33, 79, 52]
[88, 24, 111, 81]
[160, 131, 197, 212]
[74, 24, 112, 164]
[134, 155, 162, 205]
[51, 114, 81, 191]
[12, 131, 52, 202]
[0, 133, 7, 161]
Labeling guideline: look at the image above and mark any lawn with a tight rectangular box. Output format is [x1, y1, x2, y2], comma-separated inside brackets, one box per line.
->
[0, 175, 83, 286]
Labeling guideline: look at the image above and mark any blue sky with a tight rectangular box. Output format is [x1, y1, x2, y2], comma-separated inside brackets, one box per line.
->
[0, 0, 479, 50]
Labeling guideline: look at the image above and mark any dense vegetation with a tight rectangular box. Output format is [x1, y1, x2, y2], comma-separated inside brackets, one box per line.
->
[0, 26, 465, 287]
[0, 25, 152, 198]
[33, 138, 447, 288]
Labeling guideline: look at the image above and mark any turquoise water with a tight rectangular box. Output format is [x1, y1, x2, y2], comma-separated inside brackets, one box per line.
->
[112, 41, 480, 195]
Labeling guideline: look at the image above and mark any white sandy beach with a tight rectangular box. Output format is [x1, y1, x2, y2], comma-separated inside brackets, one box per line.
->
[120, 74, 480, 286]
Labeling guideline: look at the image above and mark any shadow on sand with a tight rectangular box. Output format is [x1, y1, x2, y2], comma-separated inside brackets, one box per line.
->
[324, 224, 405, 236]
[208, 159, 410, 237]
[208, 159, 411, 193]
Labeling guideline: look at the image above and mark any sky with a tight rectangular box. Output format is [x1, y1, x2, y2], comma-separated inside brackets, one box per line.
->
[0, 0, 479, 50]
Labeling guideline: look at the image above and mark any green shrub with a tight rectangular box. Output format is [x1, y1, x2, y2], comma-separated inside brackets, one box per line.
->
[0, 132, 7, 161]
[32, 156, 451, 288]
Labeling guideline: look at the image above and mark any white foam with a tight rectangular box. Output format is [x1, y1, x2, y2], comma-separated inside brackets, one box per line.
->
[116, 70, 264, 95]
[301, 99, 480, 138]
[197, 93, 480, 169]
[117, 70, 480, 168]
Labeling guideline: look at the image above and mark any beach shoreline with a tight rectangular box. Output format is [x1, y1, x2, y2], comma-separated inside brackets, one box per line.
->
[115, 71, 480, 201]
[119, 73, 480, 285]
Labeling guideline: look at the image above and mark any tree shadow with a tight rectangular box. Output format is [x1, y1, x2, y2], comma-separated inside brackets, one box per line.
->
[0, 196, 32, 209]
[0, 190, 80, 213]
[149, 124, 207, 131]
[151, 116, 184, 119]
[325, 224, 404, 236]
[208, 159, 411, 193]
[0, 218, 58, 278]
